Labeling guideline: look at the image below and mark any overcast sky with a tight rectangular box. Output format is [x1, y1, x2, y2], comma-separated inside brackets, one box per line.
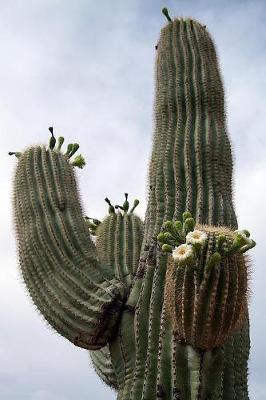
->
[0, 0, 265, 399]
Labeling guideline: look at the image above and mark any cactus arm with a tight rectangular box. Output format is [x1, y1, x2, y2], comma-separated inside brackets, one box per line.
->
[13, 145, 127, 350]
[96, 212, 143, 286]
[89, 207, 143, 391]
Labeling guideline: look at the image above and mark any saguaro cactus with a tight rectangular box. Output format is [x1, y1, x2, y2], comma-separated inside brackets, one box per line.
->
[11, 8, 256, 400]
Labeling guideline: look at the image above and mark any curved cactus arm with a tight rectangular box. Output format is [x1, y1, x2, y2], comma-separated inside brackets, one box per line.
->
[12, 144, 127, 350]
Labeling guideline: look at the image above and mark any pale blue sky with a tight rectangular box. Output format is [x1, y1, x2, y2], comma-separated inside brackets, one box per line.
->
[1, 1, 265, 399]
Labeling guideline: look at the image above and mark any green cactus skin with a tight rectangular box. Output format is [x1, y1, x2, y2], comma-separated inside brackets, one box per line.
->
[89, 208, 143, 389]
[95, 211, 144, 287]
[13, 146, 127, 350]
[113, 16, 250, 400]
[90, 344, 118, 390]
[164, 225, 249, 350]
[11, 10, 254, 400]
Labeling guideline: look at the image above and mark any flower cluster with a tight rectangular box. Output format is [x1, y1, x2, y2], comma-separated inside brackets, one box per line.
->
[157, 212, 208, 266]
[171, 230, 208, 265]
[223, 229, 256, 255]
[157, 211, 256, 268]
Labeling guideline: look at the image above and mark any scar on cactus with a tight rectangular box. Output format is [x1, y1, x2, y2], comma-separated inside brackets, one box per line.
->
[10, 7, 257, 400]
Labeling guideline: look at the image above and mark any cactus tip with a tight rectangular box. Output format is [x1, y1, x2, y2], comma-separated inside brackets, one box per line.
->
[57, 136, 65, 151]
[49, 126, 56, 149]
[68, 143, 80, 158]
[48, 126, 54, 136]
[162, 7, 172, 22]
[8, 151, 21, 158]
[130, 199, 140, 213]
[105, 197, 115, 214]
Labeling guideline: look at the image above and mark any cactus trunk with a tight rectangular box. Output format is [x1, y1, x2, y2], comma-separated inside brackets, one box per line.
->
[113, 16, 250, 400]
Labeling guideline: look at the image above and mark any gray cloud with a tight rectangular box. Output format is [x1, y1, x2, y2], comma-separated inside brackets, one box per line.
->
[1, 0, 265, 399]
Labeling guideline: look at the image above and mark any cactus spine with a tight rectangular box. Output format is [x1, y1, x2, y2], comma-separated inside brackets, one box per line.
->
[11, 9, 255, 400]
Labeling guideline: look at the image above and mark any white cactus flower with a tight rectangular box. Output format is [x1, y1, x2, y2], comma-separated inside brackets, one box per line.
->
[186, 230, 208, 245]
[172, 244, 194, 263]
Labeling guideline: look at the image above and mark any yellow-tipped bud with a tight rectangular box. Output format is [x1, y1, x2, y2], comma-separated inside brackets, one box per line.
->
[57, 136, 65, 151]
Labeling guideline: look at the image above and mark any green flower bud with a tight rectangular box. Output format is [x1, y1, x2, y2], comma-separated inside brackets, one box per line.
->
[72, 154, 86, 168]
[65, 143, 74, 157]
[174, 220, 183, 236]
[57, 136, 65, 151]
[228, 234, 247, 253]
[182, 211, 192, 222]
[239, 239, 256, 254]
[205, 252, 221, 275]
[123, 193, 129, 212]
[8, 151, 21, 158]
[162, 244, 173, 253]
[157, 232, 167, 244]
[183, 217, 195, 235]
[68, 143, 79, 158]
[191, 242, 202, 257]
[105, 197, 115, 214]
[216, 235, 226, 253]
[164, 232, 174, 242]
[130, 199, 139, 213]
[162, 7, 172, 22]
[49, 127, 56, 149]
[163, 221, 174, 232]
